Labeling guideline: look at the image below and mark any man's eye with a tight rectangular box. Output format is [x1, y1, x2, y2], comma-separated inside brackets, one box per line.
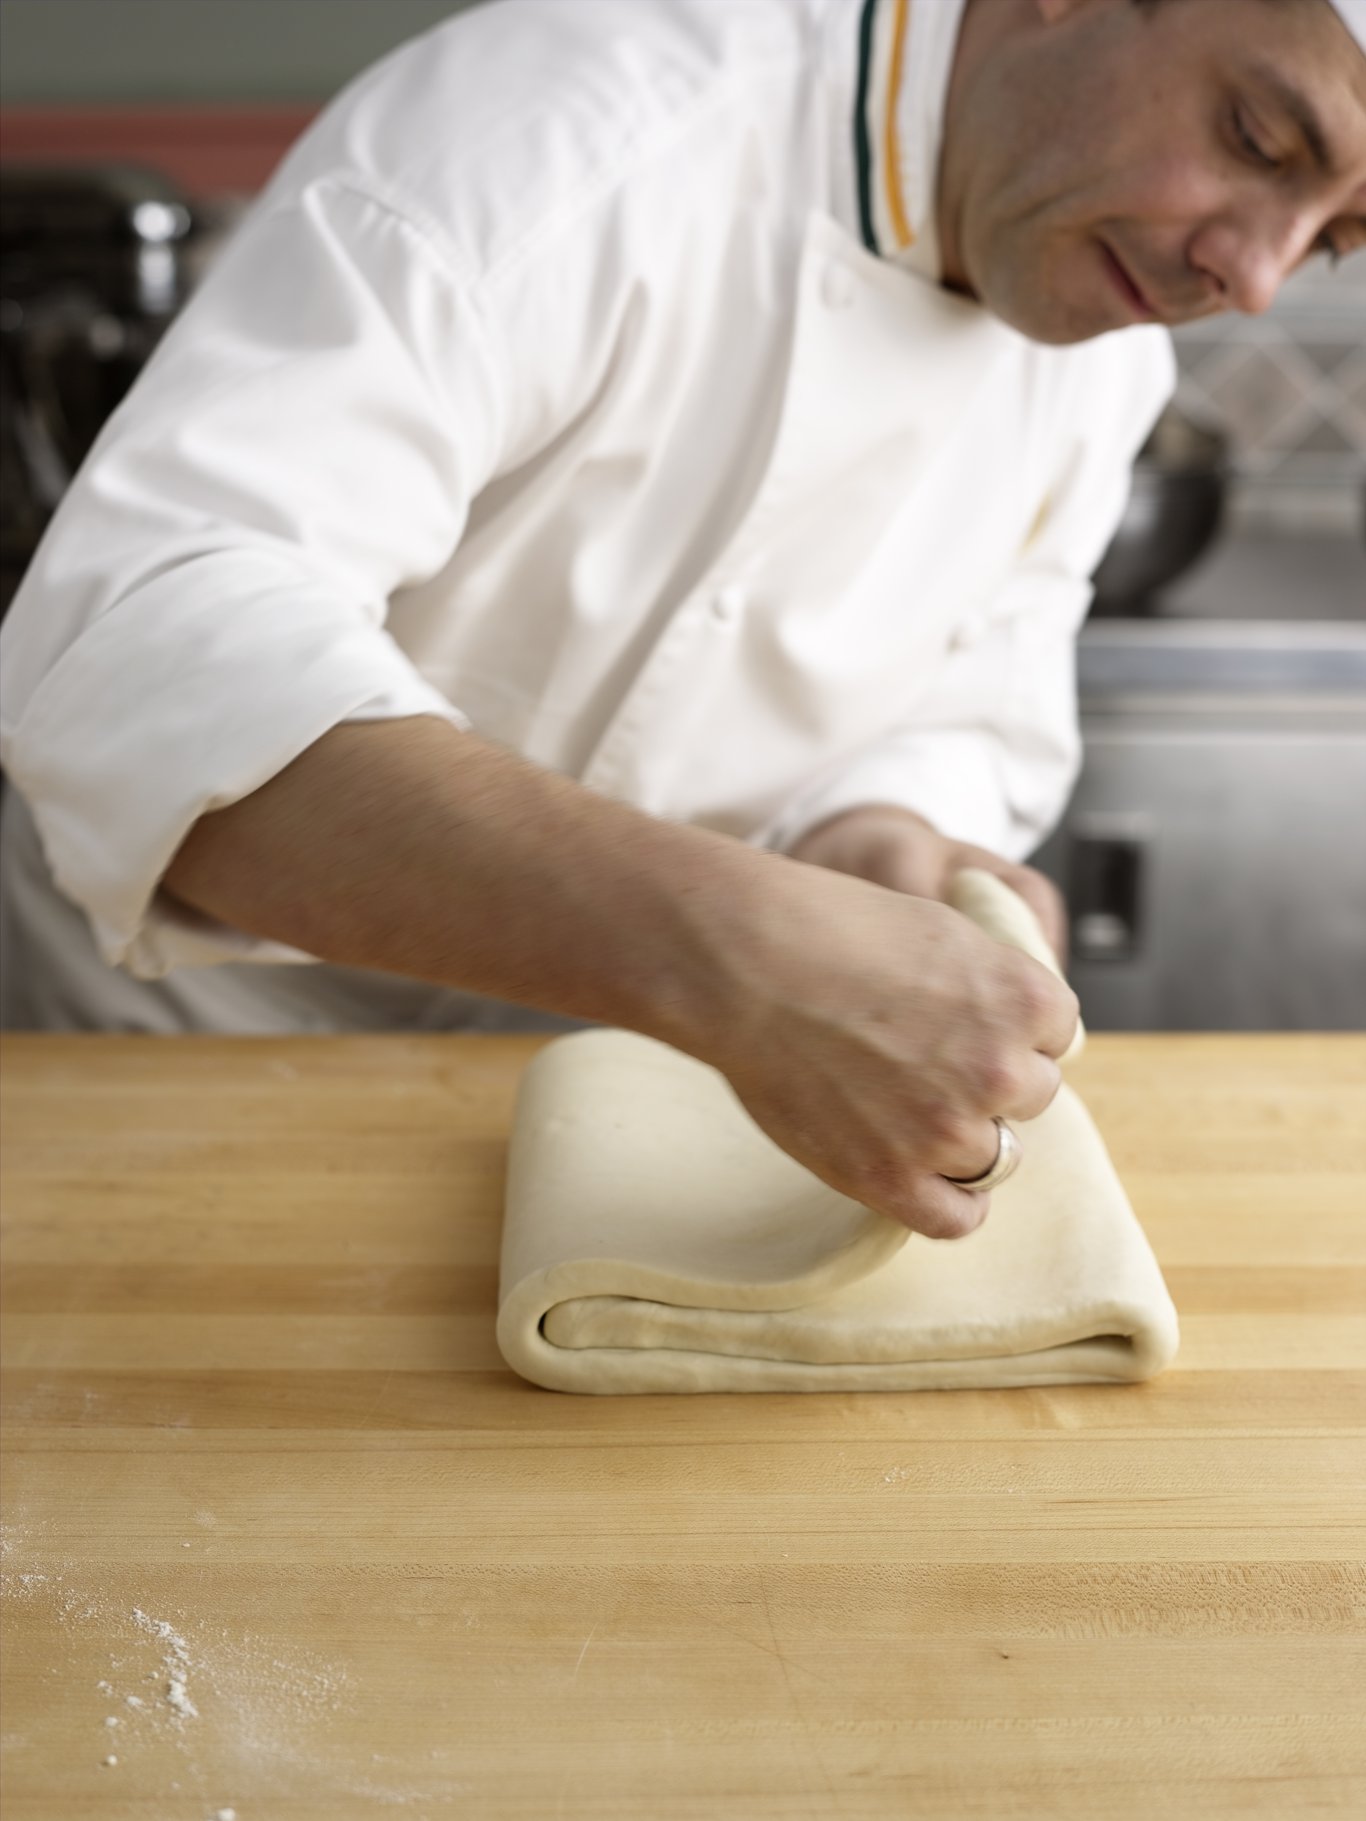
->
[1235, 110, 1282, 170]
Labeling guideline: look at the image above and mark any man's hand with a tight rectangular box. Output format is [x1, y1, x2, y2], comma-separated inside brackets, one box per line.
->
[701, 853, 1079, 1242]
[788, 804, 1068, 964]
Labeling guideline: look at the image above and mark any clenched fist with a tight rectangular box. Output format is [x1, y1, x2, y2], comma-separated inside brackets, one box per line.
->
[690, 843, 1080, 1241]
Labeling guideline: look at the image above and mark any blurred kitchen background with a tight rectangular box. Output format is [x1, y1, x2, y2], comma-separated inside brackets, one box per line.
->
[2, 0, 1364, 1029]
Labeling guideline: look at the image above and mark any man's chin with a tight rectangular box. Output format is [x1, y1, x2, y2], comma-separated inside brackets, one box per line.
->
[973, 278, 1128, 345]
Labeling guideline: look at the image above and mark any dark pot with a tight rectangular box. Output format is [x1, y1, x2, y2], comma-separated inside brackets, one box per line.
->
[1089, 408, 1229, 617]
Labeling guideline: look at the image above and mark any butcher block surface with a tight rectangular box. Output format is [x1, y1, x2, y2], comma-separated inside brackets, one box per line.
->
[2, 1032, 1363, 1819]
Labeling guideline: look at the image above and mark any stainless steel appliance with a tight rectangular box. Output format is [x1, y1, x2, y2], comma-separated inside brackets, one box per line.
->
[1033, 620, 1366, 1030]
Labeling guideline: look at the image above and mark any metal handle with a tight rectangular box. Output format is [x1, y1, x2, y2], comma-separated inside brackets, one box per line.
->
[1069, 815, 1149, 964]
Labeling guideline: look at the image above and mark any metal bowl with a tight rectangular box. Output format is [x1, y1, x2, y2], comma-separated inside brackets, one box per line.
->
[1089, 408, 1230, 617]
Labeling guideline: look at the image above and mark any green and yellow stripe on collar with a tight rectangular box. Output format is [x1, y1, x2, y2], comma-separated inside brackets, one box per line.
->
[854, 0, 915, 257]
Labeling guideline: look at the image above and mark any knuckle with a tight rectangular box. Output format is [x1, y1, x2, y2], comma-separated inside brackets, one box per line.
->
[1014, 965, 1057, 1022]
[846, 1147, 910, 1210]
[1022, 866, 1060, 912]
[1024, 971, 1079, 1047]
[1035, 1063, 1064, 1112]
[921, 1099, 973, 1152]
[926, 1111, 993, 1179]
[976, 1047, 1021, 1107]
[915, 1192, 991, 1241]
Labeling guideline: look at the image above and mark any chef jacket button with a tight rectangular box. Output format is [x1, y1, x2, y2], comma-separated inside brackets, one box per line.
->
[710, 583, 746, 622]
[820, 263, 856, 310]
[950, 610, 988, 651]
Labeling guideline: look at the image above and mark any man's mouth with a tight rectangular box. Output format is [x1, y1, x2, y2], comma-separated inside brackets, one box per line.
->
[1099, 240, 1158, 321]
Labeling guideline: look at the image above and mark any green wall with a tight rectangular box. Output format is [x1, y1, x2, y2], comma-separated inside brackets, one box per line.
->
[0, 0, 484, 104]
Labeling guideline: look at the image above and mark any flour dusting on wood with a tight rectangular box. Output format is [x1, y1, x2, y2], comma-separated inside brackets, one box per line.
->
[2, 1542, 349, 1799]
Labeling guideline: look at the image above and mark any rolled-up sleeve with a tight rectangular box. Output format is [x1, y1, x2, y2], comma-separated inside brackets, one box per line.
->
[0, 177, 502, 976]
[753, 331, 1175, 862]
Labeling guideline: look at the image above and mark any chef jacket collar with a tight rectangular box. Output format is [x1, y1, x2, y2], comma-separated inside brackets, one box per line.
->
[848, 0, 967, 285]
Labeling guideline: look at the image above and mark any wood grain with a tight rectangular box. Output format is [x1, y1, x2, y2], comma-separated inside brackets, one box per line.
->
[2, 1032, 1363, 1819]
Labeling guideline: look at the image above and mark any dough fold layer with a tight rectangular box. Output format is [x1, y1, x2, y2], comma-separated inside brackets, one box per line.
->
[495, 872, 1179, 1395]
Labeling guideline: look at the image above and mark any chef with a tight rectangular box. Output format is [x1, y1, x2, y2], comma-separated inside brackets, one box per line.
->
[2, 0, 1364, 1238]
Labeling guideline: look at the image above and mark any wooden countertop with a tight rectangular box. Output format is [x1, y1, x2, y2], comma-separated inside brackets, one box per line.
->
[2, 1033, 1363, 1819]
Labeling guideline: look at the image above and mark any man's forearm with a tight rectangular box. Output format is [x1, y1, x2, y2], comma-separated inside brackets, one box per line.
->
[161, 715, 766, 1051]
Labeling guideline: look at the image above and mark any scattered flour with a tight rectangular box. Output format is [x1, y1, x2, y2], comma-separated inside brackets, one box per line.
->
[167, 1676, 199, 1718]
[132, 1604, 200, 1720]
[4, 1557, 347, 1788]
[1, 1542, 463, 1806]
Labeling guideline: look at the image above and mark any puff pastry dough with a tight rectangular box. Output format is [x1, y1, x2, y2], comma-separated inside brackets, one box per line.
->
[496, 870, 1178, 1394]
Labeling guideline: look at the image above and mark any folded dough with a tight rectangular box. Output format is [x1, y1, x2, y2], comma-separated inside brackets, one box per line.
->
[495, 869, 1178, 1394]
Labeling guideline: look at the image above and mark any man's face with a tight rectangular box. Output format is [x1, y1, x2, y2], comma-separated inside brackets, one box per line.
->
[938, 0, 1366, 345]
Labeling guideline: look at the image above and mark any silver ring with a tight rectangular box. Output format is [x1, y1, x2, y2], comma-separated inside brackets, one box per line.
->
[942, 1117, 1023, 1193]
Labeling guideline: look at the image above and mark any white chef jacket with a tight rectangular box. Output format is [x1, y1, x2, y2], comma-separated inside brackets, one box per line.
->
[0, 0, 1174, 1031]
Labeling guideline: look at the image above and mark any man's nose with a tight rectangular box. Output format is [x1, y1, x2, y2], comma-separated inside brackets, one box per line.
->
[1189, 211, 1313, 316]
